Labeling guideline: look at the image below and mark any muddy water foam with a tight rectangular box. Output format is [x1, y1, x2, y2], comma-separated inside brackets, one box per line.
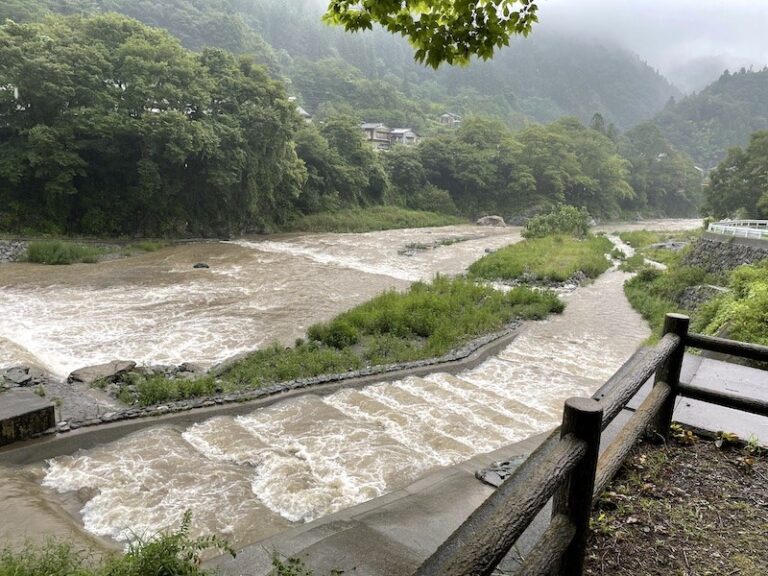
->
[2, 219, 699, 549]
[41, 262, 651, 547]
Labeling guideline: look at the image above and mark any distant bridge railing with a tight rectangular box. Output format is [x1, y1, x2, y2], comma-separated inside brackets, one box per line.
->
[708, 219, 768, 239]
[415, 314, 768, 576]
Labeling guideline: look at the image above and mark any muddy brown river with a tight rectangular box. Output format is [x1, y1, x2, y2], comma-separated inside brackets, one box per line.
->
[0, 220, 700, 553]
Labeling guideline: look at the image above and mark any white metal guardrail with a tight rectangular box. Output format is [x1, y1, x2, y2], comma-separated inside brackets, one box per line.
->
[708, 220, 768, 240]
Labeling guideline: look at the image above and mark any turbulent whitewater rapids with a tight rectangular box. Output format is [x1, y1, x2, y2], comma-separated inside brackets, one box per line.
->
[0, 226, 520, 378]
[0, 220, 697, 553]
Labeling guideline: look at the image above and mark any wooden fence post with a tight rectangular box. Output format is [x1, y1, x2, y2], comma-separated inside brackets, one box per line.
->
[652, 313, 689, 438]
[553, 397, 603, 576]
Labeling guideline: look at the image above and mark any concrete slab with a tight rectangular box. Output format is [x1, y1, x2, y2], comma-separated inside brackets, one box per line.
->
[354, 471, 494, 557]
[0, 389, 55, 447]
[689, 358, 768, 401]
[0, 389, 53, 420]
[624, 354, 767, 444]
[675, 396, 768, 444]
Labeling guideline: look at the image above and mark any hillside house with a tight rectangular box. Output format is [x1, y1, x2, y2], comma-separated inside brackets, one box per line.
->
[439, 112, 463, 128]
[288, 96, 312, 123]
[390, 128, 418, 146]
[361, 122, 393, 150]
[361, 123, 419, 150]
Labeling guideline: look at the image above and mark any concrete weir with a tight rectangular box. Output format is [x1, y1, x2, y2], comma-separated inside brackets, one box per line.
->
[0, 390, 55, 447]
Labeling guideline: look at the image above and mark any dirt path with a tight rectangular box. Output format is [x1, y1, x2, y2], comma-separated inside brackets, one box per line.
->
[586, 431, 768, 575]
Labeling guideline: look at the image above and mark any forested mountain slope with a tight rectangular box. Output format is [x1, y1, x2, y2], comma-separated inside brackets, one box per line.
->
[2, 0, 680, 131]
[0, 4, 704, 237]
[654, 68, 768, 169]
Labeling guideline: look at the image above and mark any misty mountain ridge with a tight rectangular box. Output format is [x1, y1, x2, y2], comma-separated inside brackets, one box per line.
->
[654, 67, 768, 169]
[4, 0, 685, 130]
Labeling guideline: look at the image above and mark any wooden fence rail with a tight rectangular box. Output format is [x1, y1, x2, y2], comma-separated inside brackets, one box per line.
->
[414, 313, 768, 576]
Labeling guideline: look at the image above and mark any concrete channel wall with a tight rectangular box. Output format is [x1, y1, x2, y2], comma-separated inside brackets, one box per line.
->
[0, 324, 525, 465]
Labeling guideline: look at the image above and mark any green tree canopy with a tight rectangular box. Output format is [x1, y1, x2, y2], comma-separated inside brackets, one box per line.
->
[323, 0, 539, 68]
[705, 131, 768, 219]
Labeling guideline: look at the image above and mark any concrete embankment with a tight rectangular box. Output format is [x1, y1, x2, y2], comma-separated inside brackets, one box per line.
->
[0, 324, 525, 465]
[207, 354, 768, 576]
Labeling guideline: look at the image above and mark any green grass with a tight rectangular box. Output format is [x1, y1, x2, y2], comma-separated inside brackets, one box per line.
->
[222, 276, 563, 390]
[23, 241, 109, 264]
[224, 343, 362, 390]
[128, 240, 166, 253]
[119, 276, 562, 402]
[283, 206, 465, 233]
[0, 511, 232, 576]
[624, 265, 722, 339]
[468, 235, 613, 282]
[617, 229, 700, 268]
[692, 260, 768, 345]
[136, 375, 218, 407]
[307, 275, 563, 359]
[618, 254, 646, 273]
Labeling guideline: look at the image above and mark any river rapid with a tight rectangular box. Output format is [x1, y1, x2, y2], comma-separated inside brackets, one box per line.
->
[0, 220, 699, 553]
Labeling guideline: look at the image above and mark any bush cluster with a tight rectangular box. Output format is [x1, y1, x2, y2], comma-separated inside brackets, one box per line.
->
[522, 206, 591, 239]
[23, 241, 108, 265]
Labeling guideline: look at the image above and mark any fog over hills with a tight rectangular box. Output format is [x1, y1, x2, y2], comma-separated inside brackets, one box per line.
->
[539, 0, 768, 93]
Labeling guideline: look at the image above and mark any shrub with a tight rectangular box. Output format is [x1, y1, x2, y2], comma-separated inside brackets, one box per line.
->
[407, 185, 458, 215]
[136, 375, 217, 406]
[522, 205, 591, 239]
[309, 320, 359, 349]
[692, 260, 768, 345]
[23, 241, 109, 265]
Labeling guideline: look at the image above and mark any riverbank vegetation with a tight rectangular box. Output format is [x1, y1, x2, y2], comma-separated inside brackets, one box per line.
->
[282, 207, 464, 233]
[469, 235, 613, 283]
[693, 260, 768, 346]
[120, 276, 564, 406]
[620, 228, 768, 346]
[618, 229, 701, 268]
[20, 239, 169, 265]
[23, 241, 110, 265]
[0, 511, 233, 576]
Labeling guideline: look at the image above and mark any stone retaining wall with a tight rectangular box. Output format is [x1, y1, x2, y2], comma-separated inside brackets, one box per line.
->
[684, 232, 768, 274]
[0, 239, 27, 263]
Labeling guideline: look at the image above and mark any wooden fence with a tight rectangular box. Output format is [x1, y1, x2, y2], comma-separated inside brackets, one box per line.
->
[415, 313, 768, 576]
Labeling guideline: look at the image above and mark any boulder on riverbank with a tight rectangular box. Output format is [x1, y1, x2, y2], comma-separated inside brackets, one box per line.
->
[68, 360, 136, 385]
[476, 215, 506, 227]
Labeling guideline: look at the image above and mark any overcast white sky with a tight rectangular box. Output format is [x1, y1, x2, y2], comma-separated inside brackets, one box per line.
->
[537, 0, 768, 90]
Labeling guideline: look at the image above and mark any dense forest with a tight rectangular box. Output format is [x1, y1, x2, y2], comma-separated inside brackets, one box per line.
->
[0, 3, 709, 236]
[704, 131, 768, 219]
[1, 0, 680, 130]
[654, 68, 768, 169]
